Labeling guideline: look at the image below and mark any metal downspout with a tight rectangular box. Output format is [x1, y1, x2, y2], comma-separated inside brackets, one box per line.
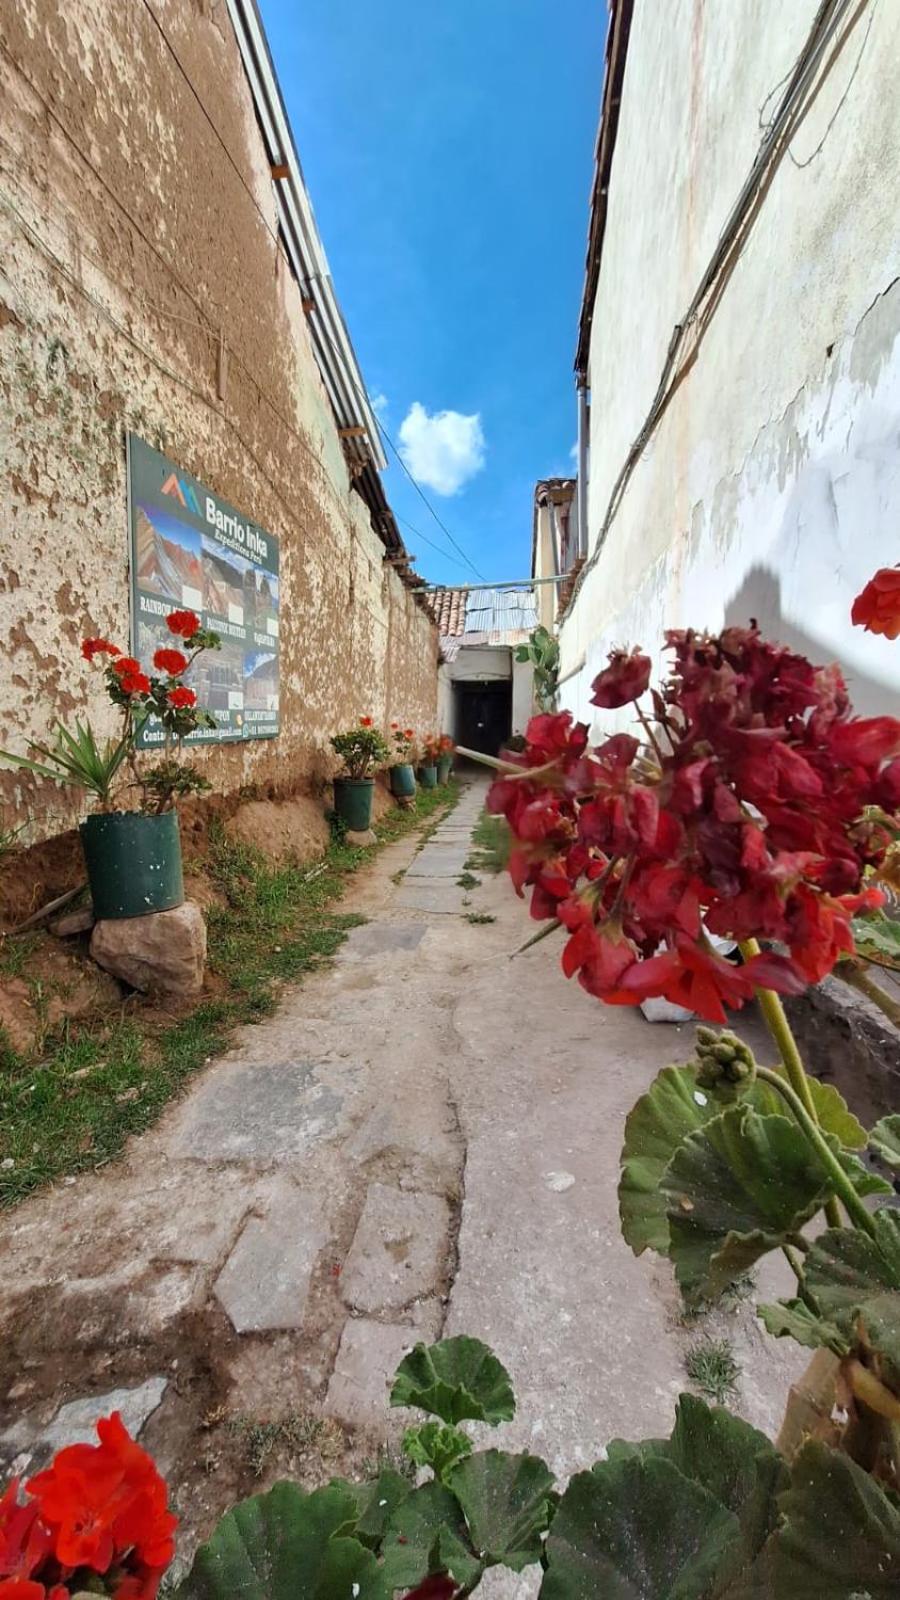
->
[576, 378, 590, 559]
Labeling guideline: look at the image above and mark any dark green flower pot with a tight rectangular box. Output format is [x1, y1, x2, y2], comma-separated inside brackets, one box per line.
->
[80, 810, 184, 920]
[419, 764, 438, 789]
[334, 776, 375, 830]
[437, 755, 453, 784]
[390, 763, 416, 798]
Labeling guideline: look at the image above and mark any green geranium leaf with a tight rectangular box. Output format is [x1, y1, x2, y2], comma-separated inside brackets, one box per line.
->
[447, 1449, 556, 1572]
[540, 1454, 738, 1599]
[660, 1107, 834, 1303]
[871, 1113, 900, 1167]
[619, 1065, 721, 1256]
[381, 1481, 480, 1592]
[339, 1468, 413, 1546]
[390, 1337, 515, 1425]
[802, 1212, 900, 1387]
[729, 1440, 900, 1598]
[851, 911, 900, 970]
[757, 1298, 848, 1355]
[178, 1481, 383, 1600]
[837, 1147, 893, 1197]
[402, 1421, 473, 1482]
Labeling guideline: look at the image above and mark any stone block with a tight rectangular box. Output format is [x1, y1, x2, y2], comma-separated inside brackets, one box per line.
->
[214, 1181, 326, 1332]
[394, 883, 465, 915]
[341, 1184, 450, 1313]
[49, 905, 95, 937]
[1, 1378, 167, 1469]
[165, 1059, 343, 1161]
[406, 845, 470, 877]
[90, 902, 206, 995]
[340, 922, 426, 958]
[325, 1319, 424, 1426]
[345, 828, 377, 847]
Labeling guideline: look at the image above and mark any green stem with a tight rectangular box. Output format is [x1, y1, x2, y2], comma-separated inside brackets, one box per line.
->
[739, 937, 842, 1230]
[839, 960, 900, 1031]
[756, 1065, 876, 1237]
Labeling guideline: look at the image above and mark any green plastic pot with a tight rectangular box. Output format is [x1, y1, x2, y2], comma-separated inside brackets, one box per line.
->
[419, 764, 438, 789]
[437, 755, 453, 784]
[334, 776, 375, 831]
[79, 810, 184, 920]
[389, 763, 417, 798]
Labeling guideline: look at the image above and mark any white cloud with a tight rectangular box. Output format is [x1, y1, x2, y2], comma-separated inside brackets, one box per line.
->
[370, 391, 389, 420]
[397, 402, 486, 496]
[569, 441, 579, 463]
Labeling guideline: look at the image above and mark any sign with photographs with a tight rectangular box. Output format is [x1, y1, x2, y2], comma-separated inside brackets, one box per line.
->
[127, 435, 280, 747]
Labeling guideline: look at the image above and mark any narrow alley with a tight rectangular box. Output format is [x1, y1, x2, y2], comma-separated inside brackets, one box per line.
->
[0, 780, 806, 1570]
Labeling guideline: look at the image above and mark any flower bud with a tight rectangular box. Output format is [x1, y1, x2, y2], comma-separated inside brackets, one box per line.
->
[693, 1028, 757, 1098]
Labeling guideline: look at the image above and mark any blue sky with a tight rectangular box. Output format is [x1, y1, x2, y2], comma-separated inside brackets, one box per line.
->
[258, 0, 604, 586]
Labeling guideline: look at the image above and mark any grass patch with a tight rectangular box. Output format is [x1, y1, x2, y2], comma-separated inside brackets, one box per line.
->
[684, 1338, 740, 1404]
[465, 912, 496, 925]
[466, 811, 510, 875]
[225, 1412, 344, 1477]
[456, 871, 481, 891]
[0, 781, 459, 1207]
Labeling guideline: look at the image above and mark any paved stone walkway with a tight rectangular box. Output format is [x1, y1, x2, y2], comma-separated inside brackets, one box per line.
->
[0, 777, 806, 1583]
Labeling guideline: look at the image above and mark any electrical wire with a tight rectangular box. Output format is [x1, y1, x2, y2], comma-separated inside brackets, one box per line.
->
[563, 0, 869, 623]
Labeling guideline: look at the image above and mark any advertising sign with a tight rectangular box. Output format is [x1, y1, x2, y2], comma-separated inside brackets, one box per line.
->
[127, 435, 279, 747]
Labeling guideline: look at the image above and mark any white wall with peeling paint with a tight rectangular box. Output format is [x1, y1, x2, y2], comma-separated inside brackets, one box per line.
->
[559, 0, 900, 727]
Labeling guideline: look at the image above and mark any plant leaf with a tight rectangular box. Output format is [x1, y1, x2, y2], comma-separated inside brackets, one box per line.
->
[446, 1449, 555, 1572]
[381, 1481, 480, 1593]
[660, 1106, 834, 1303]
[851, 911, 900, 970]
[390, 1337, 515, 1425]
[177, 1480, 383, 1600]
[757, 1298, 848, 1355]
[728, 1440, 900, 1598]
[802, 1211, 900, 1386]
[871, 1113, 900, 1168]
[403, 1422, 472, 1482]
[338, 1468, 412, 1546]
[619, 1065, 721, 1256]
[539, 1454, 738, 1599]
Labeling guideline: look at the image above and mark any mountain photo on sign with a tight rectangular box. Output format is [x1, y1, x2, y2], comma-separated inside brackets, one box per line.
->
[135, 504, 203, 610]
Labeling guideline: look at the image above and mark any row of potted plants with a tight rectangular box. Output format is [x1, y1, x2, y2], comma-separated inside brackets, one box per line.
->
[329, 719, 454, 830]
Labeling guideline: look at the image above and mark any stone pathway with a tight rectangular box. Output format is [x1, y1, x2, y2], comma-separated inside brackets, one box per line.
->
[0, 777, 807, 1578]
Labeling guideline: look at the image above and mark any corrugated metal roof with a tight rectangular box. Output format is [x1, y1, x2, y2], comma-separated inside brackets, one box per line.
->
[465, 588, 538, 645]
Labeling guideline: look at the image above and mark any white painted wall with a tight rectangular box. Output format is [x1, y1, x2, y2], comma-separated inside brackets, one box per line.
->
[560, 0, 900, 729]
[512, 657, 535, 734]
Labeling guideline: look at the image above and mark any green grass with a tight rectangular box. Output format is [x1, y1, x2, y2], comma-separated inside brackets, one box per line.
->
[684, 1338, 740, 1404]
[466, 811, 510, 875]
[0, 780, 459, 1207]
[465, 912, 496, 925]
[456, 871, 481, 891]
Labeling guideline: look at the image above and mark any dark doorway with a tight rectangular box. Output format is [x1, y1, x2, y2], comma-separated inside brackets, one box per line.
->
[455, 680, 512, 756]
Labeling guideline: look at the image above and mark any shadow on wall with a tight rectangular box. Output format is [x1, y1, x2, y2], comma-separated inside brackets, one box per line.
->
[725, 565, 893, 718]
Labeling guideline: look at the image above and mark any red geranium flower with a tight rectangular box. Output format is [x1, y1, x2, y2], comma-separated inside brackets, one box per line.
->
[359, 716, 374, 727]
[851, 565, 900, 639]
[119, 673, 151, 696]
[81, 638, 121, 663]
[402, 1578, 457, 1600]
[165, 610, 200, 640]
[0, 1582, 50, 1600]
[152, 648, 188, 676]
[591, 647, 652, 709]
[0, 1481, 51, 1581]
[390, 721, 400, 730]
[404, 728, 415, 739]
[111, 657, 142, 678]
[167, 686, 196, 709]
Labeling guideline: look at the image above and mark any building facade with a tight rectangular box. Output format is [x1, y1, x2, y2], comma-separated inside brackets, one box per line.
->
[557, 0, 900, 725]
[0, 0, 438, 841]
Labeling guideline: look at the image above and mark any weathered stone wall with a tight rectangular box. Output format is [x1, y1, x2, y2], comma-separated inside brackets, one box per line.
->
[0, 0, 438, 842]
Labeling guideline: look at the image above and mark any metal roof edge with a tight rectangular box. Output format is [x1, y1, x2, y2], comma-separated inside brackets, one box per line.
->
[226, 0, 388, 473]
[575, 0, 635, 376]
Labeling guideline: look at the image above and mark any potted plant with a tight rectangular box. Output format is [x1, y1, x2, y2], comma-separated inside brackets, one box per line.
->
[330, 717, 390, 830]
[0, 609, 220, 919]
[388, 723, 418, 798]
[436, 734, 455, 784]
[418, 733, 440, 789]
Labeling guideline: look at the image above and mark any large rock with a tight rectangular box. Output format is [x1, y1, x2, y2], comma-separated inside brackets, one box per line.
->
[90, 901, 206, 995]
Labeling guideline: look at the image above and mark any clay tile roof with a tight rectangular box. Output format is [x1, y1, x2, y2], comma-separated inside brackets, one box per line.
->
[425, 587, 467, 637]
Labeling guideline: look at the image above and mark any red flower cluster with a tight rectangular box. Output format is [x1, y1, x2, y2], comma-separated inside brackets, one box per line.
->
[152, 649, 188, 677]
[359, 716, 374, 728]
[165, 611, 200, 641]
[487, 626, 899, 1022]
[81, 639, 120, 663]
[166, 686, 196, 709]
[852, 565, 900, 640]
[0, 1414, 176, 1600]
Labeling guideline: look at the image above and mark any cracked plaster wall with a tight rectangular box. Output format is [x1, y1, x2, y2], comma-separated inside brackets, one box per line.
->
[560, 0, 900, 724]
[0, 0, 438, 840]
